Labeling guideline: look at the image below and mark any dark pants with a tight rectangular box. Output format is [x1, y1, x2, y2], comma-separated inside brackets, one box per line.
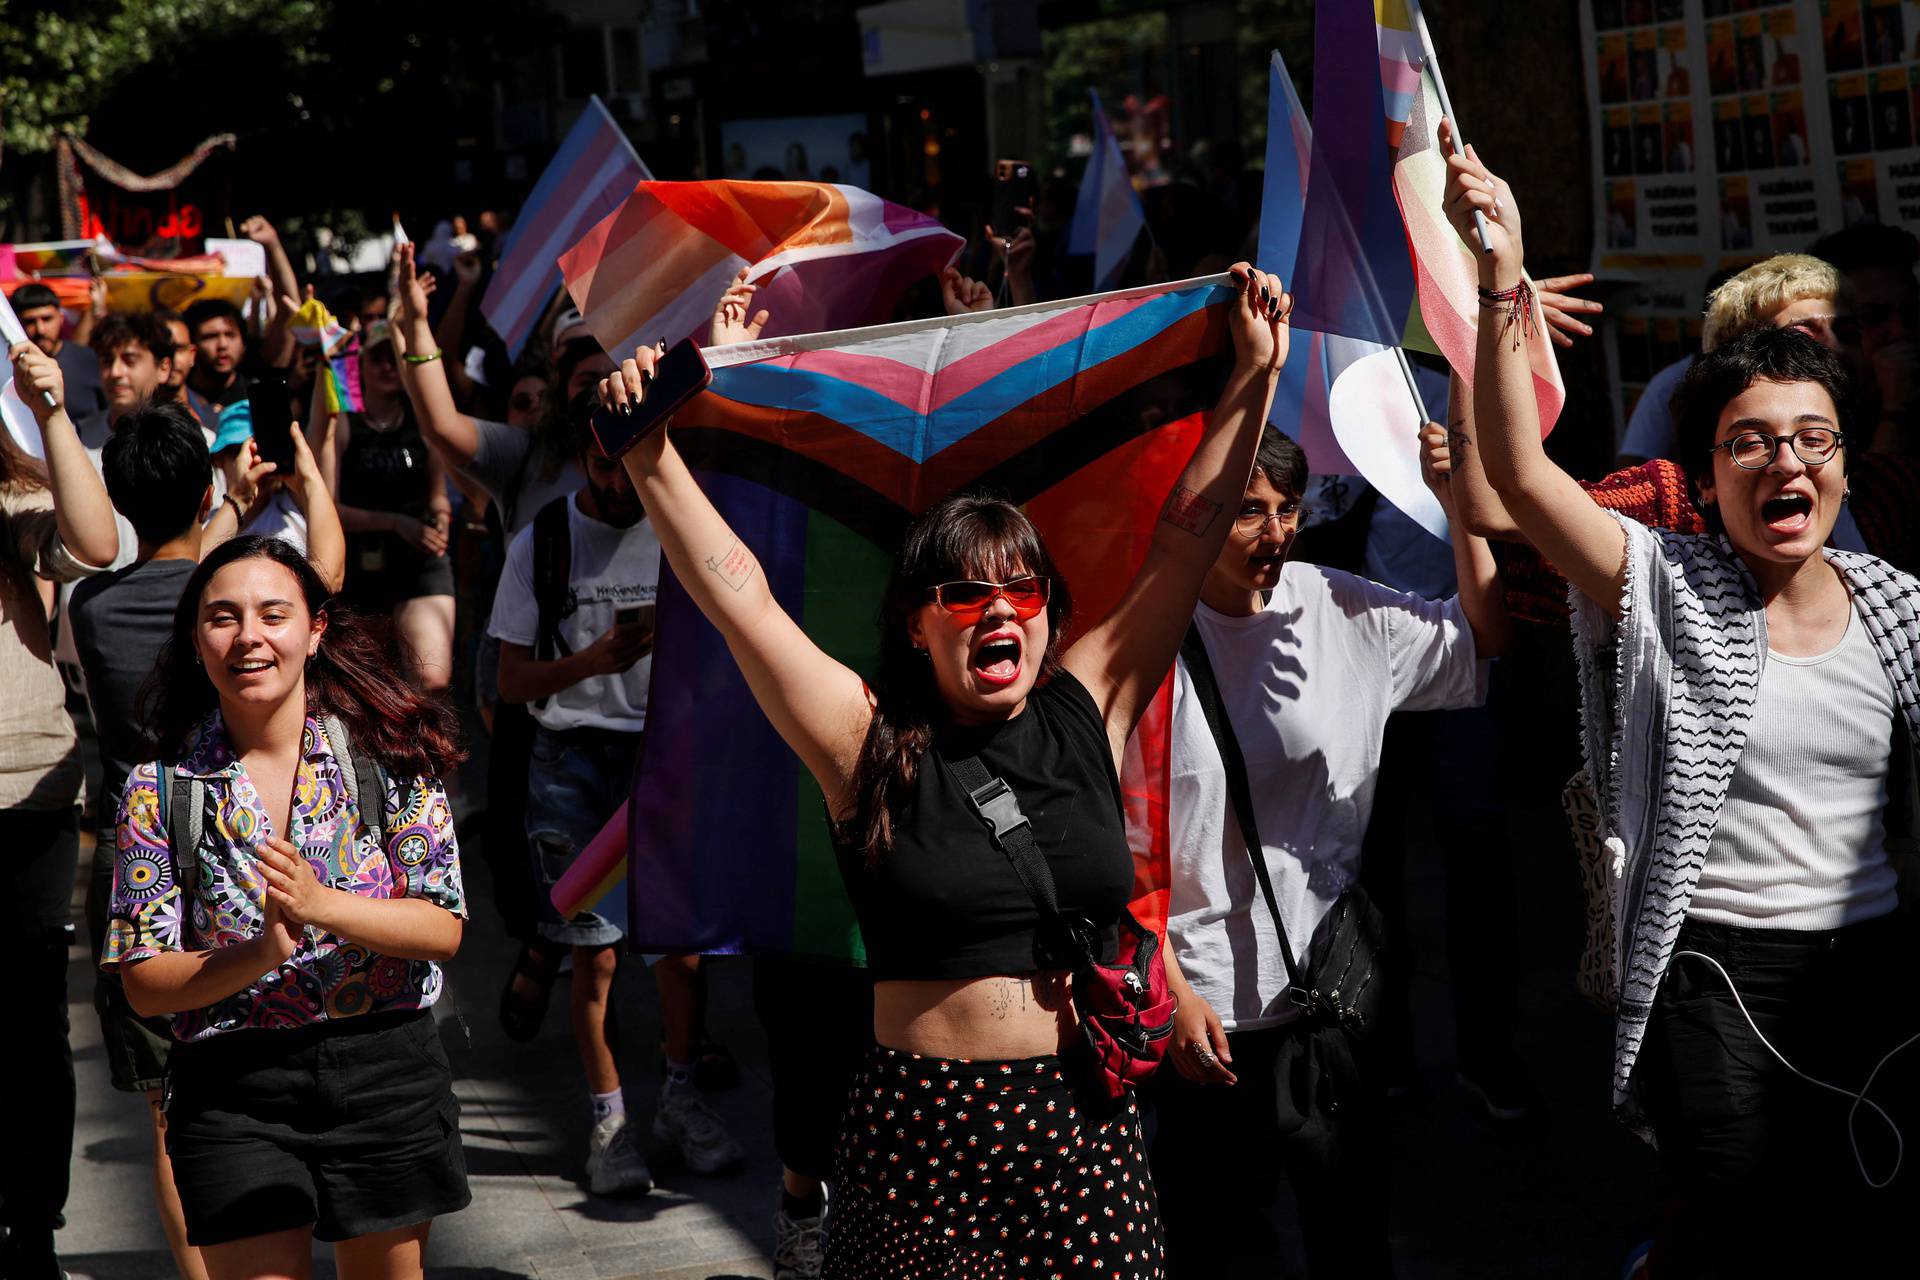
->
[751, 958, 874, 1182]
[1640, 915, 1920, 1278]
[483, 699, 538, 942]
[1148, 1024, 1393, 1279]
[1363, 699, 1520, 1072]
[0, 806, 79, 1237]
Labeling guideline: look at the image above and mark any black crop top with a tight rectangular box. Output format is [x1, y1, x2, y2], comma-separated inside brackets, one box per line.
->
[832, 671, 1135, 981]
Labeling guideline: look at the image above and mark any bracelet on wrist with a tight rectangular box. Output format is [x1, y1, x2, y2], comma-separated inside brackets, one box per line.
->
[1477, 279, 1537, 350]
[222, 493, 247, 523]
[403, 349, 442, 365]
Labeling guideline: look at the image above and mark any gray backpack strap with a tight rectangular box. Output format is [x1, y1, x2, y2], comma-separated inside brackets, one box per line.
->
[159, 764, 205, 904]
[323, 714, 390, 847]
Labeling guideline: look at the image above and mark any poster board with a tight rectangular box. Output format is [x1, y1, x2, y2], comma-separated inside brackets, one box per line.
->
[1582, 0, 1920, 444]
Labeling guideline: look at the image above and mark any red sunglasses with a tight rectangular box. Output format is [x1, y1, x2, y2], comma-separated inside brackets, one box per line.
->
[924, 575, 1050, 623]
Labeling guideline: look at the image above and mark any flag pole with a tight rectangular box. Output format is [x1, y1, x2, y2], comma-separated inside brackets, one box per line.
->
[1393, 347, 1430, 424]
[1406, 0, 1491, 255]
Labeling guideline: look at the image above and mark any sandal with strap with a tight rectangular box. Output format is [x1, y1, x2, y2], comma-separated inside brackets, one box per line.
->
[499, 940, 563, 1043]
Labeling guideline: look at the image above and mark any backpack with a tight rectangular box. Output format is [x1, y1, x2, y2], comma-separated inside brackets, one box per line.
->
[155, 714, 390, 903]
[529, 495, 576, 709]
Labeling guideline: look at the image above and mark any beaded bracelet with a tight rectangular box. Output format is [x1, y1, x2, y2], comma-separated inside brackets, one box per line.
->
[1477, 279, 1537, 350]
[403, 349, 443, 365]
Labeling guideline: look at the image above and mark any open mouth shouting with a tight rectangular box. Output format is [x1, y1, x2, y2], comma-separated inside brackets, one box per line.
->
[969, 630, 1024, 688]
[1759, 488, 1814, 538]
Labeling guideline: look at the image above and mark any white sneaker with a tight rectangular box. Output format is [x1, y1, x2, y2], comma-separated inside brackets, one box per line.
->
[772, 1199, 824, 1280]
[586, 1112, 653, 1195]
[652, 1084, 745, 1175]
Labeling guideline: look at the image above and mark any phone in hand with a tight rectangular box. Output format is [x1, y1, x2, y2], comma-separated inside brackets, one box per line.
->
[589, 338, 712, 458]
[247, 376, 296, 471]
[614, 603, 655, 633]
[991, 159, 1035, 235]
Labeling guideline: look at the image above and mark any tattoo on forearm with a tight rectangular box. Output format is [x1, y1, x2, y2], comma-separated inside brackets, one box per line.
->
[1159, 485, 1222, 537]
[704, 538, 755, 593]
[1448, 429, 1472, 455]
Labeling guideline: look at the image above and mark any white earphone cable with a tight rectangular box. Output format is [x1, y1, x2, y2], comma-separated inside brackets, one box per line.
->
[1673, 950, 1917, 1190]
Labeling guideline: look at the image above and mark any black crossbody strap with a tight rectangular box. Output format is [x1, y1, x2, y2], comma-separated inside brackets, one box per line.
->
[1179, 620, 1302, 989]
[947, 752, 1061, 917]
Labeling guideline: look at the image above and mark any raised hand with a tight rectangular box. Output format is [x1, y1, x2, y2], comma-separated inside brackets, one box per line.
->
[240, 215, 282, 250]
[219, 438, 276, 514]
[1440, 120, 1523, 282]
[1535, 273, 1605, 348]
[9, 342, 64, 422]
[451, 251, 483, 291]
[939, 266, 993, 316]
[710, 267, 770, 346]
[1224, 262, 1292, 377]
[393, 242, 432, 326]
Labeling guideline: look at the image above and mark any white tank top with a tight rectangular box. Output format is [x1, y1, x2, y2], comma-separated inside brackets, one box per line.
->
[1690, 608, 1900, 930]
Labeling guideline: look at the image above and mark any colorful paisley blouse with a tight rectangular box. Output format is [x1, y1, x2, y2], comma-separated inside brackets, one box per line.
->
[100, 712, 466, 1041]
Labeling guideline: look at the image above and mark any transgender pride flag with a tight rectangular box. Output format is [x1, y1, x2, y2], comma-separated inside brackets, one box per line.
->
[543, 278, 1239, 958]
[482, 96, 651, 359]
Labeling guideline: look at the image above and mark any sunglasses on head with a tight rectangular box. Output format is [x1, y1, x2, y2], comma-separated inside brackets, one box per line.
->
[924, 575, 1050, 623]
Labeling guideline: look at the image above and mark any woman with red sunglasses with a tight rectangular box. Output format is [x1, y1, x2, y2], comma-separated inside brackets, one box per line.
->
[601, 264, 1291, 1279]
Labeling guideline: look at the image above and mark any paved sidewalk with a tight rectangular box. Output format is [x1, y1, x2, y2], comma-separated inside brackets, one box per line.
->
[59, 824, 785, 1280]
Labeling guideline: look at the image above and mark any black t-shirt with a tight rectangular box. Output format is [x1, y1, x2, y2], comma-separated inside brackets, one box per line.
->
[69, 558, 196, 818]
[70, 560, 195, 821]
[56, 341, 110, 449]
[834, 671, 1134, 980]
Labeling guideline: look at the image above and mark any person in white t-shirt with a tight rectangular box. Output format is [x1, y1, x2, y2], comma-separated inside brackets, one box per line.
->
[488, 394, 743, 1199]
[1147, 424, 1511, 1277]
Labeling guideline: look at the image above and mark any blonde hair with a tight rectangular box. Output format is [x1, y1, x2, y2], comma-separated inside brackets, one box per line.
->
[1701, 254, 1839, 351]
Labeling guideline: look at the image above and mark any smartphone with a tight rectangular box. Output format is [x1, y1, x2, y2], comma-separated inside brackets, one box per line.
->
[589, 338, 712, 458]
[990, 159, 1035, 235]
[247, 376, 296, 471]
[614, 603, 654, 632]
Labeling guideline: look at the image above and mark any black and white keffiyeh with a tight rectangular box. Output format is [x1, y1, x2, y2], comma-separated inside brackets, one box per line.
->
[1570, 514, 1920, 1136]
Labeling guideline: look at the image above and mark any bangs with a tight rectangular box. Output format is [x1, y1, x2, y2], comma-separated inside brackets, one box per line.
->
[908, 502, 1046, 588]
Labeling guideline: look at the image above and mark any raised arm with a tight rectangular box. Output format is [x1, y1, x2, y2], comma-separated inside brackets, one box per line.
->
[242, 217, 302, 369]
[10, 343, 119, 567]
[392, 244, 483, 469]
[1425, 371, 1522, 540]
[1441, 121, 1627, 618]
[1060, 266, 1289, 760]
[604, 347, 870, 811]
[285, 415, 346, 592]
[1419, 416, 1513, 659]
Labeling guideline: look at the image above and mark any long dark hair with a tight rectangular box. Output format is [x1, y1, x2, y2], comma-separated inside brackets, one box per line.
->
[146, 536, 464, 779]
[850, 493, 1073, 866]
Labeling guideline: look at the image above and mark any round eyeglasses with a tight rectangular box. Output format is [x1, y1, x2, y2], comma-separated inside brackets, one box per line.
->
[1233, 502, 1304, 537]
[1708, 427, 1844, 470]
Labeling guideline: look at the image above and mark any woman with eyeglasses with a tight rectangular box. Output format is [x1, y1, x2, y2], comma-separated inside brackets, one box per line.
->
[599, 266, 1291, 1279]
[1148, 418, 1510, 1277]
[1447, 132, 1920, 1275]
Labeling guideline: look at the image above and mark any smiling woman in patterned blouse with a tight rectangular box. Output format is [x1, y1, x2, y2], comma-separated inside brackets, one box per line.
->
[101, 534, 470, 1280]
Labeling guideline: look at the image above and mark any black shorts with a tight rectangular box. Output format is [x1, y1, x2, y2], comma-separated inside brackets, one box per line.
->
[165, 1010, 469, 1246]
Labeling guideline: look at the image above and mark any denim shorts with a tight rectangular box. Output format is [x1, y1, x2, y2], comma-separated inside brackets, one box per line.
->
[526, 725, 641, 948]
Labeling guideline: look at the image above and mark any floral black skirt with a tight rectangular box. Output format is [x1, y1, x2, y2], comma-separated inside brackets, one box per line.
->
[824, 1044, 1164, 1279]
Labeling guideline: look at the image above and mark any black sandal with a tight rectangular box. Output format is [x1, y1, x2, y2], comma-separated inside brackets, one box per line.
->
[498, 941, 562, 1043]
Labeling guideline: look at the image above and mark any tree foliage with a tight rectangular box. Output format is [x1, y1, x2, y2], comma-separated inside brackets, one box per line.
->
[0, 0, 331, 154]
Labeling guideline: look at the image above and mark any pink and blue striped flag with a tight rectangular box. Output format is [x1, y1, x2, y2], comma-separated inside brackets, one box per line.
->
[548, 279, 1238, 959]
[483, 96, 651, 359]
[1259, 46, 1448, 537]
[1067, 90, 1147, 291]
[1289, 0, 1419, 349]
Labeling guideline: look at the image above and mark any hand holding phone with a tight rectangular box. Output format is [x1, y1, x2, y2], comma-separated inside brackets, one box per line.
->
[590, 338, 712, 459]
[247, 376, 297, 471]
[991, 160, 1035, 239]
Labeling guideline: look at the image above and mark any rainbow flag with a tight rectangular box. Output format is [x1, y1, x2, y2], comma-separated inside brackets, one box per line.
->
[483, 96, 652, 359]
[6, 239, 101, 277]
[1376, 0, 1425, 146]
[1391, 11, 1566, 432]
[559, 181, 963, 365]
[584, 279, 1237, 959]
[288, 297, 363, 415]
